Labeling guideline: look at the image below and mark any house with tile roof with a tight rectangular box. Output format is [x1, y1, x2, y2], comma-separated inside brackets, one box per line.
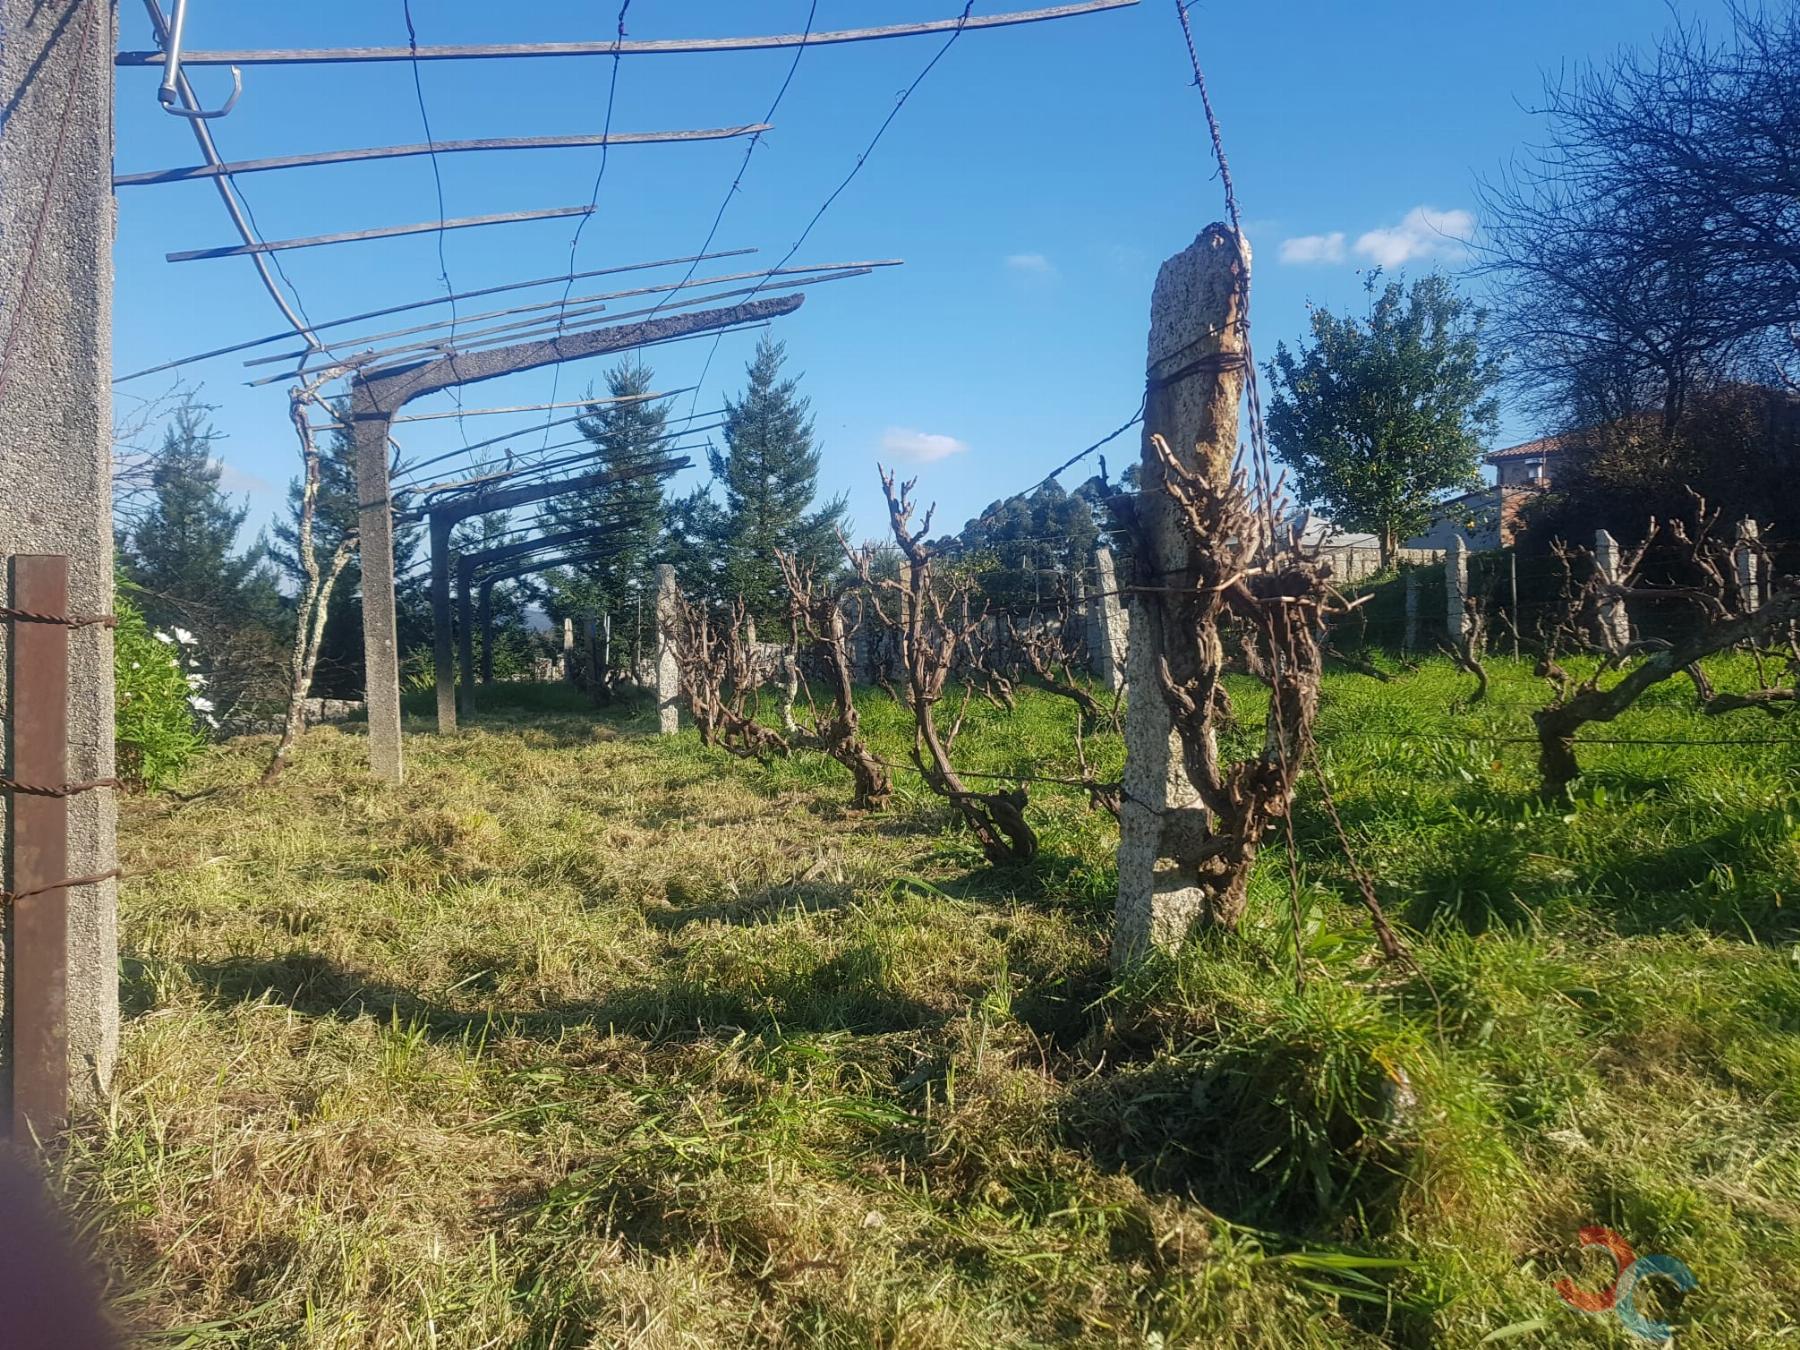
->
[1404, 434, 1568, 550]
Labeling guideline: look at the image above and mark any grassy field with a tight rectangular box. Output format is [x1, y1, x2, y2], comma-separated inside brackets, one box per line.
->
[59, 657, 1800, 1347]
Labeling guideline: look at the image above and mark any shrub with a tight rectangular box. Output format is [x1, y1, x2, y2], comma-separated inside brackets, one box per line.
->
[114, 590, 205, 790]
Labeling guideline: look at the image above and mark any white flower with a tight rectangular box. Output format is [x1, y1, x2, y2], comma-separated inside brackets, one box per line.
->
[173, 627, 196, 646]
[185, 673, 206, 689]
[130, 661, 141, 670]
[189, 696, 215, 713]
[154, 631, 174, 645]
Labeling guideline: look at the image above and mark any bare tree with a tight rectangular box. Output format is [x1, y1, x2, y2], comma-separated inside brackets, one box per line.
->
[1012, 606, 1118, 729]
[1438, 597, 1491, 704]
[666, 593, 792, 761]
[1534, 497, 1800, 798]
[774, 550, 892, 810]
[852, 470, 1037, 865]
[1121, 433, 1360, 933]
[1479, 4, 1800, 431]
[263, 376, 358, 785]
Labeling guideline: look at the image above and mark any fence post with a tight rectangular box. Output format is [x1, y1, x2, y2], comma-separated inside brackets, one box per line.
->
[583, 616, 599, 702]
[847, 594, 871, 684]
[1, 0, 123, 1117]
[1116, 226, 1248, 963]
[7, 558, 72, 1137]
[655, 564, 681, 734]
[1734, 519, 1764, 613]
[1403, 567, 1420, 652]
[1446, 537, 1469, 646]
[1594, 529, 1632, 652]
[1509, 550, 1521, 658]
[891, 562, 912, 683]
[602, 613, 613, 673]
[561, 617, 575, 681]
[1090, 545, 1128, 693]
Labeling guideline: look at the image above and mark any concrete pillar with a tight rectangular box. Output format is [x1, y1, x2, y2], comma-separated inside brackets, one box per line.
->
[583, 616, 599, 699]
[456, 557, 476, 719]
[1403, 567, 1421, 652]
[351, 385, 405, 781]
[1089, 545, 1128, 693]
[1594, 529, 1632, 652]
[1734, 519, 1764, 613]
[562, 617, 576, 681]
[891, 562, 913, 682]
[478, 580, 495, 684]
[0, 0, 122, 1108]
[429, 514, 457, 733]
[1116, 226, 1249, 962]
[655, 564, 680, 734]
[1446, 537, 1469, 646]
[602, 613, 613, 672]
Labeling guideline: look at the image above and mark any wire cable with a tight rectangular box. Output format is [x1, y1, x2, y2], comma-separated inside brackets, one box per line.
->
[538, 1, 634, 451]
[400, 0, 470, 446]
[684, 0, 979, 420]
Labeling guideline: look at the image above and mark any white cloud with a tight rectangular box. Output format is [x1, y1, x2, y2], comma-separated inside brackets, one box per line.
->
[1278, 232, 1346, 265]
[1004, 252, 1056, 276]
[1353, 206, 1476, 267]
[214, 459, 274, 497]
[881, 428, 968, 464]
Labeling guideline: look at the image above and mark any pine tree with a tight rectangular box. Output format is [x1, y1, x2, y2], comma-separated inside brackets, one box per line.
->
[707, 336, 846, 621]
[125, 395, 291, 711]
[127, 396, 259, 624]
[539, 360, 672, 625]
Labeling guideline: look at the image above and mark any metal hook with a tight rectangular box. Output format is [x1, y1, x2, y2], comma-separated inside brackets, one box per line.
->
[155, 0, 242, 120]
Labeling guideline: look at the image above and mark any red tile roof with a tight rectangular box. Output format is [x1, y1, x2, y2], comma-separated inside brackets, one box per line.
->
[1486, 433, 1570, 463]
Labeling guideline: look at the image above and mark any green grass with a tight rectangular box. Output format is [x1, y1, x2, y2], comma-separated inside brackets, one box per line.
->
[58, 659, 1800, 1346]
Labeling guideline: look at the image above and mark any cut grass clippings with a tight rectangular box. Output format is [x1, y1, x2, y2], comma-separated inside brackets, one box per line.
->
[53, 659, 1800, 1346]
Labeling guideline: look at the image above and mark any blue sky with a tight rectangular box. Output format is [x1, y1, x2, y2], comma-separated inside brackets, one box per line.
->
[111, 0, 1736, 547]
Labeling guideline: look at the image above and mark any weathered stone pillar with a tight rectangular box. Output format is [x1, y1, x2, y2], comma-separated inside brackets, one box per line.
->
[1089, 545, 1128, 692]
[1734, 519, 1764, 613]
[602, 613, 613, 672]
[1115, 226, 1249, 962]
[428, 513, 458, 733]
[1403, 567, 1421, 652]
[0, 0, 122, 1109]
[1446, 537, 1469, 646]
[890, 563, 913, 683]
[562, 617, 576, 681]
[455, 556, 477, 720]
[352, 384, 405, 781]
[1594, 529, 1632, 652]
[478, 580, 495, 684]
[847, 596, 871, 684]
[583, 616, 599, 697]
[654, 564, 681, 734]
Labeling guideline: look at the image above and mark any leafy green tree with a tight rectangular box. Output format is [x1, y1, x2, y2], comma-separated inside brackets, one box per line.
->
[706, 337, 846, 621]
[1266, 274, 1502, 565]
[538, 360, 672, 626]
[950, 481, 1100, 614]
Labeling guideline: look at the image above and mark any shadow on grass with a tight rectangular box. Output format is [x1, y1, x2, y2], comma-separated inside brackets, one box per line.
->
[179, 943, 943, 1045]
